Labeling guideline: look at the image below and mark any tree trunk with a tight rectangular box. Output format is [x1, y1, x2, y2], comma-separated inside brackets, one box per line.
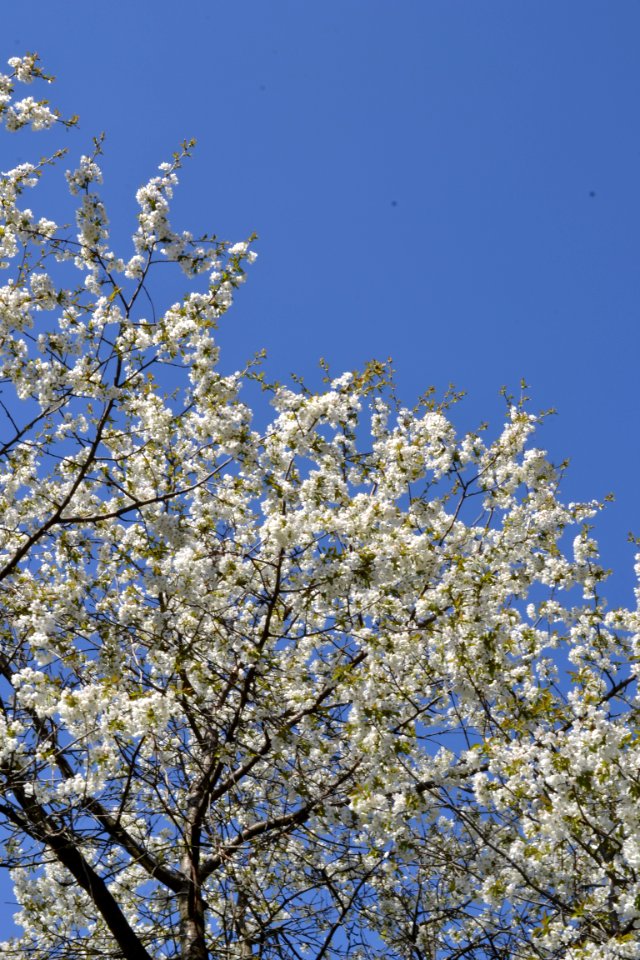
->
[179, 876, 209, 960]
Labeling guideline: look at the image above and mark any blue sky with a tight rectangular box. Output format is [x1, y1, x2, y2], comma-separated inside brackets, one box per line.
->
[1, 0, 640, 938]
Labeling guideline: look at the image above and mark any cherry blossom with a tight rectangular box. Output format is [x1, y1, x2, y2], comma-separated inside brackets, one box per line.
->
[0, 55, 638, 960]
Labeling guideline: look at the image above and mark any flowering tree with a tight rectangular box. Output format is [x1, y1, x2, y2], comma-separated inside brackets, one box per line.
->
[0, 54, 639, 960]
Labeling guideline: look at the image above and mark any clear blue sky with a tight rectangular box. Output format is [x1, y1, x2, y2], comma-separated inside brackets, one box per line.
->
[1, 0, 640, 938]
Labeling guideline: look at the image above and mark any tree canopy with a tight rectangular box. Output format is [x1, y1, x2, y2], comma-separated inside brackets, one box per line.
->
[0, 55, 639, 960]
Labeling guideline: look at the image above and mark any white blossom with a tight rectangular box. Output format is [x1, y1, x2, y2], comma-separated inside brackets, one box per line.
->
[0, 52, 637, 960]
